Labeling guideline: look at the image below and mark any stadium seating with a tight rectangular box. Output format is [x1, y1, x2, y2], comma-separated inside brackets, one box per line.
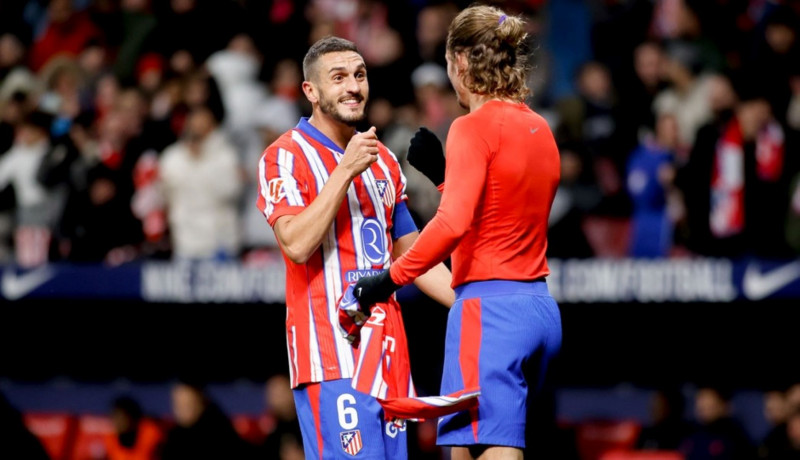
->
[232, 413, 272, 445]
[70, 414, 114, 460]
[23, 412, 77, 460]
[574, 419, 642, 460]
[600, 450, 685, 460]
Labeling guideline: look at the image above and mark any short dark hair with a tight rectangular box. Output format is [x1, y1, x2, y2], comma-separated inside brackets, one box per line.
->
[302, 36, 360, 82]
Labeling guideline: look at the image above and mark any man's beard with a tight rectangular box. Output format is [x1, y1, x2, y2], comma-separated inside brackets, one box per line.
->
[318, 90, 366, 126]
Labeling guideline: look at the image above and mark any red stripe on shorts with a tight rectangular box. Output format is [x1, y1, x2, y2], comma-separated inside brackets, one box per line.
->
[459, 298, 482, 441]
[307, 383, 324, 459]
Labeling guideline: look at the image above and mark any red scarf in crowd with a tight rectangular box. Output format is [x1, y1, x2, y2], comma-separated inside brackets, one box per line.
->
[710, 117, 784, 237]
[338, 285, 480, 423]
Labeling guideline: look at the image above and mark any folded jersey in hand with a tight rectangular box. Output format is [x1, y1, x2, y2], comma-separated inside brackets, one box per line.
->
[336, 284, 480, 423]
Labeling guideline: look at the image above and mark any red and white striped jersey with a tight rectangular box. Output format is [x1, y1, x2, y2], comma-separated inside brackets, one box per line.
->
[256, 118, 408, 388]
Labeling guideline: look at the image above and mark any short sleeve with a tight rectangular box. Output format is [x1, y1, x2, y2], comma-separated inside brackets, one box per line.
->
[256, 144, 310, 227]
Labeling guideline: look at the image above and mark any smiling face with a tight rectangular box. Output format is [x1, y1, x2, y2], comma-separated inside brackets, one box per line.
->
[304, 51, 368, 127]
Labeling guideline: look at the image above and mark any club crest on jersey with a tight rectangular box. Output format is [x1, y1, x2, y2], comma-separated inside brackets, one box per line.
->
[340, 430, 363, 456]
[268, 178, 286, 204]
[376, 180, 393, 208]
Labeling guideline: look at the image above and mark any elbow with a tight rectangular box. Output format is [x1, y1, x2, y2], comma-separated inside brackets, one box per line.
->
[283, 243, 313, 265]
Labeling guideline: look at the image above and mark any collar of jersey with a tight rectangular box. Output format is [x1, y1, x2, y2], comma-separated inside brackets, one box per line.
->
[295, 117, 346, 154]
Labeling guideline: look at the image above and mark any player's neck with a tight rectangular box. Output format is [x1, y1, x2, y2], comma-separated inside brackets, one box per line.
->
[466, 94, 517, 112]
[308, 113, 355, 150]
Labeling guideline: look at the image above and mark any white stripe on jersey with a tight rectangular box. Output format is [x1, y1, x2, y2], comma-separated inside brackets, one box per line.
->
[307, 299, 322, 382]
[292, 131, 354, 377]
[277, 148, 303, 206]
[385, 148, 408, 198]
[362, 166, 391, 267]
[288, 323, 297, 387]
[258, 156, 274, 218]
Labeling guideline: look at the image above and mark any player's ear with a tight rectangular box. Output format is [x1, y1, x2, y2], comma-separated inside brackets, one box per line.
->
[454, 52, 468, 77]
[302, 80, 318, 104]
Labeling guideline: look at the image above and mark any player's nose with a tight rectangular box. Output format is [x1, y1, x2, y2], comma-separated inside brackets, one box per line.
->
[345, 76, 361, 94]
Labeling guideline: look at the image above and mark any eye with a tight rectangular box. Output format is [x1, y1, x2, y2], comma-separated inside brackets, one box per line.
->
[355, 71, 366, 79]
[333, 74, 343, 82]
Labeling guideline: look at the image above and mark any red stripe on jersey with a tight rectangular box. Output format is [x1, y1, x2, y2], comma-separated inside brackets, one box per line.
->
[259, 126, 409, 388]
[460, 299, 482, 441]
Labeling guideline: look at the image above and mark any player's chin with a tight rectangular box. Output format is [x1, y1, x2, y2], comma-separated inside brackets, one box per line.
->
[338, 109, 366, 125]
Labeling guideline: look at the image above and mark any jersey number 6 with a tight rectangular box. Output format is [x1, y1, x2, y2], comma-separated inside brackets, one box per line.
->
[337, 394, 359, 430]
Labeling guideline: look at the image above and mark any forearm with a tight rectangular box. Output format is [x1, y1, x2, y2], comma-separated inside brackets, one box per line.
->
[412, 262, 454, 307]
[275, 167, 353, 263]
[392, 229, 455, 306]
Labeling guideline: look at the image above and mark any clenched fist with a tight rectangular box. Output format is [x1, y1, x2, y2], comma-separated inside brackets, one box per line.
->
[341, 126, 379, 178]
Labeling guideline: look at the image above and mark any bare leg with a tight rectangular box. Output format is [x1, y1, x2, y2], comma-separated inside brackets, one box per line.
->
[475, 446, 523, 460]
[451, 447, 474, 460]
[450, 446, 524, 460]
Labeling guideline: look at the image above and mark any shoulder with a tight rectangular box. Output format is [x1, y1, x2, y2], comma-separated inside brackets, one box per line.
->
[261, 130, 302, 160]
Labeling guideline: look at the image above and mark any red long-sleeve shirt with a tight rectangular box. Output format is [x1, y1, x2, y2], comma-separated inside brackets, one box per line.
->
[390, 100, 560, 288]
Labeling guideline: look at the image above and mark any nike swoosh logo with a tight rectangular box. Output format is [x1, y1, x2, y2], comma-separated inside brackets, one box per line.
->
[1, 266, 55, 300]
[742, 260, 800, 300]
[530, 127, 539, 134]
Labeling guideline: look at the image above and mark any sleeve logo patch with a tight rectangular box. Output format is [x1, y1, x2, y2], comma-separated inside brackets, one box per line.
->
[268, 178, 286, 204]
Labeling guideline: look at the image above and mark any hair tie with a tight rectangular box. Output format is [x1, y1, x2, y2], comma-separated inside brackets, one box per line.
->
[498, 14, 507, 25]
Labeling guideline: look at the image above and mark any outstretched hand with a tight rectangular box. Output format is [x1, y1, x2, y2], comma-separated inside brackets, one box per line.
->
[407, 127, 445, 186]
[353, 270, 401, 310]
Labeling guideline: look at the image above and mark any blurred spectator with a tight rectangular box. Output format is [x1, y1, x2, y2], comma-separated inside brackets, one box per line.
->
[680, 386, 755, 460]
[0, 109, 55, 267]
[158, 105, 243, 260]
[547, 143, 600, 259]
[787, 170, 800, 253]
[588, 0, 655, 88]
[542, 0, 593, 104]
[0, 32, 29, 83]
[162, 379, 252, 460]
[75, 104, 145, 264]
[0, 391, 50, 460]
[143, 0, 242, 77]
[415, 2, 458, 68]
[636, 387, 693, 451]
[104, 395, 165, 460]
[760, 388, 790, 459]
[557, 60, 629, 217]
[332, 0, 416, 107]
[0, 90, 32, 164]
[763, 408, 800, 460]
[625, 112, 679, 258]
[652, 0, 727, 73]
[675, 87, 795, 258]
[258, 374, 304, 460]
[206, 32, 263, 138]
[37, 56, 85, 138]
[112, 0, 158, 86]
[616, 40, 668, 155]
[740, 5, 800, 127]
[28, 0, 103, 73]
[652, 40, 715, 154]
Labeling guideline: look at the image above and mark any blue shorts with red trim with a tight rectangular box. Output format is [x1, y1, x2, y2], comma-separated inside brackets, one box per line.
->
[436, 280, 562, 449]
[293, 378, 408, 459]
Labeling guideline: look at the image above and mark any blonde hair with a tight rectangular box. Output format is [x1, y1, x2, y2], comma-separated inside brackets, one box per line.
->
[446, 4, 530, 101]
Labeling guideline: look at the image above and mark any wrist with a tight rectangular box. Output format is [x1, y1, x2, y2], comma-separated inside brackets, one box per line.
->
[388, 263, 403, 286]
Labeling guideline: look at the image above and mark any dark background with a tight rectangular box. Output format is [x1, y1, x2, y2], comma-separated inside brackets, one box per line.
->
[3, 295, 797, 393]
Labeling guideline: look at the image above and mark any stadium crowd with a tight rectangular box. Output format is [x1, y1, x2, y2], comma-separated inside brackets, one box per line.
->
[1, 0, 800, 459]
[0, 0, 798, 268]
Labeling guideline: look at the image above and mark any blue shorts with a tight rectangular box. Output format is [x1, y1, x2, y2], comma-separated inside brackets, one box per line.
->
[293, 378, 408, 459]
[437, 280, 562, 449]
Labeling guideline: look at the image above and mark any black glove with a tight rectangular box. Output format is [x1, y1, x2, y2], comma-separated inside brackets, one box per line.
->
[353, 270, 401, 311]
[407, 127, 446, 186]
